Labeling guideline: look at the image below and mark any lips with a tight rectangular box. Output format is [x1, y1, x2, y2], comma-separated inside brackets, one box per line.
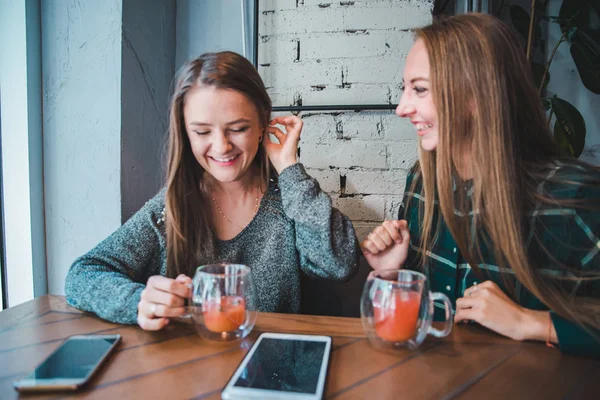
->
[211, 155, 238, 162]
[411, 122, 433, 137]
[209, 154, 239, 165]
[413, 122, 433, 131]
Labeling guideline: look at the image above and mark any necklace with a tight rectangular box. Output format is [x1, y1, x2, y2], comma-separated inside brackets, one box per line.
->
[211, 190, 260, 230]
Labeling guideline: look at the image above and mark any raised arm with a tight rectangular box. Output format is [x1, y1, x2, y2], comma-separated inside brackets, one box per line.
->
[278, 163, 358, 281]
[264, 115, 358, 281]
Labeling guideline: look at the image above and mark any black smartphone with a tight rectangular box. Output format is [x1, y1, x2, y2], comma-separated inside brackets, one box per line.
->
[221, 332, 332, 400]
[13, 334, 121, 392]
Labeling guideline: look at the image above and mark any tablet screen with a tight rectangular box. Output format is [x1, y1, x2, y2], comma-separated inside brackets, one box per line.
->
[233, 337, 327, 394]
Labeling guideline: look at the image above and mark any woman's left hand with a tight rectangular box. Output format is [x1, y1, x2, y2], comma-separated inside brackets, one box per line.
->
[264, 115, 303, 173]
[455, 280, 543, 341]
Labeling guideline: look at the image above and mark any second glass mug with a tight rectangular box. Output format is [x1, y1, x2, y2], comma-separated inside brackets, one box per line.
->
[189, 264, 258, 342]
[361, 269, 453, 351]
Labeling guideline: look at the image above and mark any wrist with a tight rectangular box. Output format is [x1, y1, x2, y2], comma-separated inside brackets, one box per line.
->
[520, 309, 549, 342]
[276, 159, 297, 174]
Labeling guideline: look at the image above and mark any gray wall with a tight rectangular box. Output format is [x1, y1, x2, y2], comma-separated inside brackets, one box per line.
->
[176, 0, 249, 69]
[41, 0, 255, 295]
[42, 0, 176, 295]
[121, 0, 176, 221]
[42, 0, 123, 295]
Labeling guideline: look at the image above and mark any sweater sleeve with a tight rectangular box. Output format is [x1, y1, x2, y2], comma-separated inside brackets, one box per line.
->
[277, 163, 358, 282]
[64, 190, 166, 324]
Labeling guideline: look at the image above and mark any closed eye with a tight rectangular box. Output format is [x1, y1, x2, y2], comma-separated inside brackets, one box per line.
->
[414, 86, 428, 94]
[230, 126, 249, 133]
[194, 130, 210, 135]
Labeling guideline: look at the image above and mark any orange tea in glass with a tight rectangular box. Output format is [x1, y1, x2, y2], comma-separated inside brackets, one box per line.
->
[361, 269, 453, 351]
[190, 264, 257, 342]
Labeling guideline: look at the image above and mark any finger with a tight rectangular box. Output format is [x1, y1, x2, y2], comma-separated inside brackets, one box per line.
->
[360, 242, 371, 254]
[142, 287, 187, 308]
[360, 239, 380, 255]
[270, 116, 302, 143]
[137, 314, 170, 331]
[398, 220, 410, 243]
[464, 283, 483, 298]
[270, 115, 302, 129]
[463, 286, 474, 297]
[367, 232, 390, 252]
[139, 299, 186, 319]
[477, 280, 496, 290]
[455, 296, 478, 310]
[147, 303, 188, 318]
[139, 300, 159, 318]
[266, 125, 286, 143]
[454, 308, 479, 324]
[381, 220, 402, 244]
[147, 276, 190, 299]
[176, 274, 191, 283]
[175, 274, 193, 294]
[374, 225, 395, 247]
[137, 300, 172, 329]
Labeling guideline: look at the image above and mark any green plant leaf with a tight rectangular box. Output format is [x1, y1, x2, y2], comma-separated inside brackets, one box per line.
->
[570, 29, 600, 94]
[510, 5, 542, 44]
[531, 62, 550, 90]
[541, 98, 552, 111]
[553, 122, 574, 157]
[551, 97, 586, 158]
[559, 0, 600, 34]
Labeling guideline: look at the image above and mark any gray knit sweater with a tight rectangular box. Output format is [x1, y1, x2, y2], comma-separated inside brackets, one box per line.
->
[65, 163, 358, 324]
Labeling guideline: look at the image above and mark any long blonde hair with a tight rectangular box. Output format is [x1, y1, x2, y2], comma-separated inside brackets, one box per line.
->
[409, 14, 600, 331]
[165, 52, 273, 278]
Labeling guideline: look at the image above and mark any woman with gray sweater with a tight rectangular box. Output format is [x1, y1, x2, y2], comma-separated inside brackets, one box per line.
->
[65, 52, 358, 330]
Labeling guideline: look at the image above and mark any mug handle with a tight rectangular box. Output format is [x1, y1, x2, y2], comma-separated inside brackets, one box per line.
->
[428, 292, 453, 338]
[178, 282, 195, 320]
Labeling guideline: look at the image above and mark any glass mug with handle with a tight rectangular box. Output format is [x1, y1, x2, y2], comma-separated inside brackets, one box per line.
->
[189, 264, 258, 342]
[361, 269, 453, 351]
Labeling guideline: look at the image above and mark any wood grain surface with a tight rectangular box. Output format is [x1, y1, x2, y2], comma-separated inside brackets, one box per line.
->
[1, 295, 598, 399]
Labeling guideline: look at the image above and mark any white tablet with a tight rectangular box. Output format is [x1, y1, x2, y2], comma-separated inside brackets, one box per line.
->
[221, 332, 332, 400]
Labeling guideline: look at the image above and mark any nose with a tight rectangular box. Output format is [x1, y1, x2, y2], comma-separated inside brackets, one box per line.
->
[211, 130, 232, 154]
[396, 91, 414, 118]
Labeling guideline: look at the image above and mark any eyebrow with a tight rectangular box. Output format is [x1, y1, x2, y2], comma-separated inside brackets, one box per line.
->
[402, 77, 429, 84]
[189, 118, 251, 127]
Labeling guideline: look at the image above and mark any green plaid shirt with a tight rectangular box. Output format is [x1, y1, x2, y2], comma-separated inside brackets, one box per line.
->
[400, 161, 600, 357]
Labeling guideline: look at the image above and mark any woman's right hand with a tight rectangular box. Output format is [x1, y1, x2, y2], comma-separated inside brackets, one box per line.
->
[360, 220, 410, 271]
[264, 115, 303, 174]
[137, 274, 192, 331]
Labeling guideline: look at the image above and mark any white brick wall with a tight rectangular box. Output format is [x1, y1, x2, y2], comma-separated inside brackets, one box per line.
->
[259, 0, 433, 240]
[301, 142, 387, 169]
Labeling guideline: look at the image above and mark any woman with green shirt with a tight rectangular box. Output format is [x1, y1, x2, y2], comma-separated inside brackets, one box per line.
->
[361, 14, 600, 357]
[65, 52, 358, 330]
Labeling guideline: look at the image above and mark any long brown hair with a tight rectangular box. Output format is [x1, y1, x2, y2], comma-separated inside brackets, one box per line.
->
[409, 14, 600, 331]
[165, 52, 272, 278]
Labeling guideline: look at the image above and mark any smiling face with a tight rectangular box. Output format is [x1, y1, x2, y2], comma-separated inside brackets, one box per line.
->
[183, 86, 263, 184]
[396, 39, 439, 152]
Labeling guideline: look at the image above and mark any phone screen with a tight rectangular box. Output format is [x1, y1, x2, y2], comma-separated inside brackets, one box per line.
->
[233, 337, 327, 394]
[26, 336, 119, 380]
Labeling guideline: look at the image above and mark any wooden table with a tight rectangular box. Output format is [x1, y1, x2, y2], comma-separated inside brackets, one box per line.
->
[1, 295, 599, 399]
